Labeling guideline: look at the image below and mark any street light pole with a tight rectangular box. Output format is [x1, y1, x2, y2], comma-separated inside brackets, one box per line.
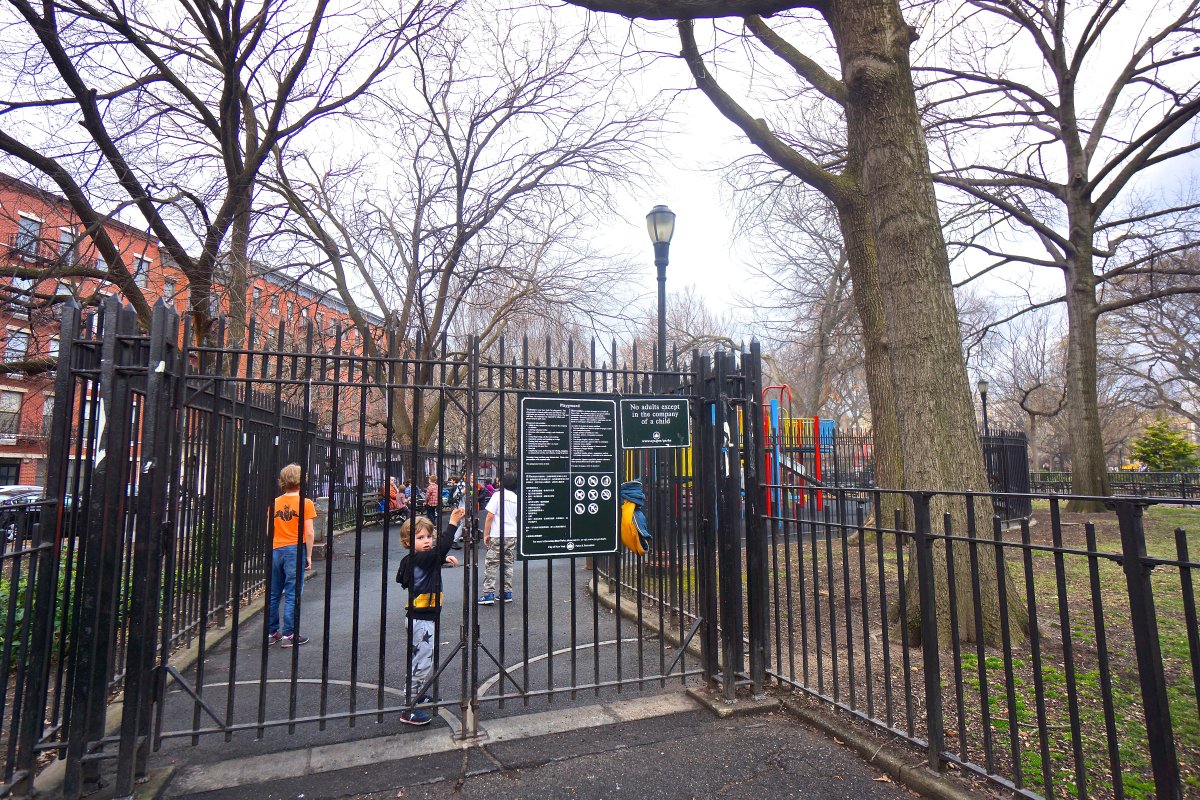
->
[977, 378, 990, 438]
[646, 205, 676, 389]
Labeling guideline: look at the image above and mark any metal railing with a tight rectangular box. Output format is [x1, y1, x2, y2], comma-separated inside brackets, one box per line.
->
[1032, 470, 1200, 499]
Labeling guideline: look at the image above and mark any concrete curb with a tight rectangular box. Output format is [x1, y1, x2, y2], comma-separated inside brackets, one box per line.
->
[587, 575, 704, 663]
[780, 697, 983, 800]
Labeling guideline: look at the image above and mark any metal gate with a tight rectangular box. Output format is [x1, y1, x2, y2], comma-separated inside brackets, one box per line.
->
[4, 298, 771, 798]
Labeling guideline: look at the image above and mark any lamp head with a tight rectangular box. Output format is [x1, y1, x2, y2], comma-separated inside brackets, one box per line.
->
[977, 378, 989, 396]
[646, 205, 676, 246]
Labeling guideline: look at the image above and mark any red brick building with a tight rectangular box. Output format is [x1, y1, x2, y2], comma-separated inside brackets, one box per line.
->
[0, 173, 382, 485]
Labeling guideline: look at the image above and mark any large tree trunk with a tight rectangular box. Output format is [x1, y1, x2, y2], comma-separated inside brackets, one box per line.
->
[227, 182, 252, 352]
[837, 196, 904, 506]
[1026, 411, 1040, 471]
[1063, 214, 1111, 511]
[830, 0, 1026, 644]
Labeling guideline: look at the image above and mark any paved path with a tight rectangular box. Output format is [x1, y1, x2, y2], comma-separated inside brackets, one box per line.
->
[165, 699, 913, 800]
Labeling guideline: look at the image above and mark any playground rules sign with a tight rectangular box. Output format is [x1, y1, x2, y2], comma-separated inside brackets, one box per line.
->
[519, 395, 620, 558]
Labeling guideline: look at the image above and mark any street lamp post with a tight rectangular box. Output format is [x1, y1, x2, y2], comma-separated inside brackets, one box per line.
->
[646, 205, 676, 387]
[977, 378, 990, 437]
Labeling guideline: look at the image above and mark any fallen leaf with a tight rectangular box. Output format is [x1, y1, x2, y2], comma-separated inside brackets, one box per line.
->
[834, 737, 845, 745]
[874, 776, 892, 783]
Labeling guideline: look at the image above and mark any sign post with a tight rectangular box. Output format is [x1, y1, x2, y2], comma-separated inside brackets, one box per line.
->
[519, 395, 619, 558]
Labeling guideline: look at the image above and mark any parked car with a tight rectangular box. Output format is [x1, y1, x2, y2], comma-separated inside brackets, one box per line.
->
[0, 486, 44, 542]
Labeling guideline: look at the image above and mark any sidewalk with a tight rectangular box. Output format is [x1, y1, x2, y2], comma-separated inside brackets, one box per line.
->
[162, 693, 916, 800]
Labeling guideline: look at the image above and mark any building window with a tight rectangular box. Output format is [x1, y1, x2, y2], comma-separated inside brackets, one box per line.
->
[41, 395, 53, 437]
[48, 338, 59, 359]
[15, 216, 41, 257]
[253, 287, 262, 308]
[0, 391, 20, 441]
[5, 331, 30, 362]
[269, 293, 278, 314]
[163, 279, 176, 301]
[59, 228, 77, 264]
[133, 256, 151, 288]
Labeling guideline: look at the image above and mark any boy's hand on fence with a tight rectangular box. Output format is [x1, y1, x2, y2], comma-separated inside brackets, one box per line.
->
[444, 555, 459, 567]
[449, 507, 466, 526]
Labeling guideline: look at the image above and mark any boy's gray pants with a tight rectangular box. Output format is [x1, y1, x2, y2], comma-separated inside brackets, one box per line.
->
[483, 534, 516, 594]
[408, 618, 435, 698]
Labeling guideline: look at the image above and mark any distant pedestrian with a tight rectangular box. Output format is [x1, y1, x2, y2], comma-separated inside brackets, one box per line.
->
[395, 506, 463, 725]
[478, 472, 518, 605]
[424, 475, 439, 520]
[268, 464, 315, 648]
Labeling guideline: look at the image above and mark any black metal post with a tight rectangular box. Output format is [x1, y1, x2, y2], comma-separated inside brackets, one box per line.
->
[980, 389, 990, 438]
[1114, 499, 1181, 799]
[693, 351, 720, 685]
[742, 341, 769, 694]
[715, 351, 745, 701]
[654, 241, 668, 390]
[912, 492, 945, 773]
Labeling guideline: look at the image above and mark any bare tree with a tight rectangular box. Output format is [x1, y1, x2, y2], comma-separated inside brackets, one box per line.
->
[972, 313, 1068, 469]
[1104, 268, 1200, 428]
[732, 185, 861, 418]
[264, 7, 658, 446]
[0, 0, 444, 341]
[922, 0, 1200, 508]
[554, 0, 1024, 643]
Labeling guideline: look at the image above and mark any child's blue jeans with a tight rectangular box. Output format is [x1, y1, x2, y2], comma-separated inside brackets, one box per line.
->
[269, 544, 305, 637]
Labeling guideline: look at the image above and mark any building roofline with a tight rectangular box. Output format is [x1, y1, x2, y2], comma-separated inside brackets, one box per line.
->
[250, 263, 386, 327]
[0, 172, 161, 244]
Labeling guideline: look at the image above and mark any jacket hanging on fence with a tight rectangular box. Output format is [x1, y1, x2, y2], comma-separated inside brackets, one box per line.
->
[619, 480, 651, 556]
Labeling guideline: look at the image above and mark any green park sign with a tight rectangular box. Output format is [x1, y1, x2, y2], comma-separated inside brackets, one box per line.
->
[619, 397, 691, 449]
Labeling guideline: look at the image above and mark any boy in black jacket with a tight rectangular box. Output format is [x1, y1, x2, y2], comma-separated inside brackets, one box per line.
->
[396, 506, 464, 725]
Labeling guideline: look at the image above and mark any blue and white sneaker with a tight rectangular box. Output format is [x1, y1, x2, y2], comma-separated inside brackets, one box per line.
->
[502, 591, 513, 603]
[477, 592, 496, 606]
[400, 709, 432, 726]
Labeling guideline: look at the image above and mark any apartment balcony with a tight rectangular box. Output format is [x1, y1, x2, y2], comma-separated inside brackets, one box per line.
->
[5, 233, 59, 265]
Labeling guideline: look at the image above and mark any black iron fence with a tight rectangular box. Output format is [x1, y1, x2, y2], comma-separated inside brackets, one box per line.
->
[1032, 470, 1200, 499]
[2, 297, 708, 799]
[756, 487, 1200, 800]
[5, 303, 1196, 800]
[758, 421, 1031, 522]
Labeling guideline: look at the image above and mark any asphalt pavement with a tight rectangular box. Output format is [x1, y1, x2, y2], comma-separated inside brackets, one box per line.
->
[165, 701, 915, 800]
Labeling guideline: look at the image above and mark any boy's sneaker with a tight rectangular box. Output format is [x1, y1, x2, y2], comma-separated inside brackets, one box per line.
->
[280, 634, 310, 648]
[502, 591, 513, 603]
[415, 693, 439, 705]
[267, 631, 282, 646]
[399, 709, 432, 726]
[477, 593, 496, 606]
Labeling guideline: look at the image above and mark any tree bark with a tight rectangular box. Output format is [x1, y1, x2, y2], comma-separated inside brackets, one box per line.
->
[828, 0, 1026, 642]
[836, 195, 904, 506]
[227, 180, 252, 352]
[1063, 214, 1111, 511]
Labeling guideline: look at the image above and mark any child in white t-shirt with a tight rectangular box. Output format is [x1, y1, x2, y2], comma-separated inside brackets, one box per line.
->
[478, 472, 518, 605]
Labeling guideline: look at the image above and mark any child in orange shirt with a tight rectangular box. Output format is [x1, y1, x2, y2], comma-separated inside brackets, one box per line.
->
[268, 463, 316, 648]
